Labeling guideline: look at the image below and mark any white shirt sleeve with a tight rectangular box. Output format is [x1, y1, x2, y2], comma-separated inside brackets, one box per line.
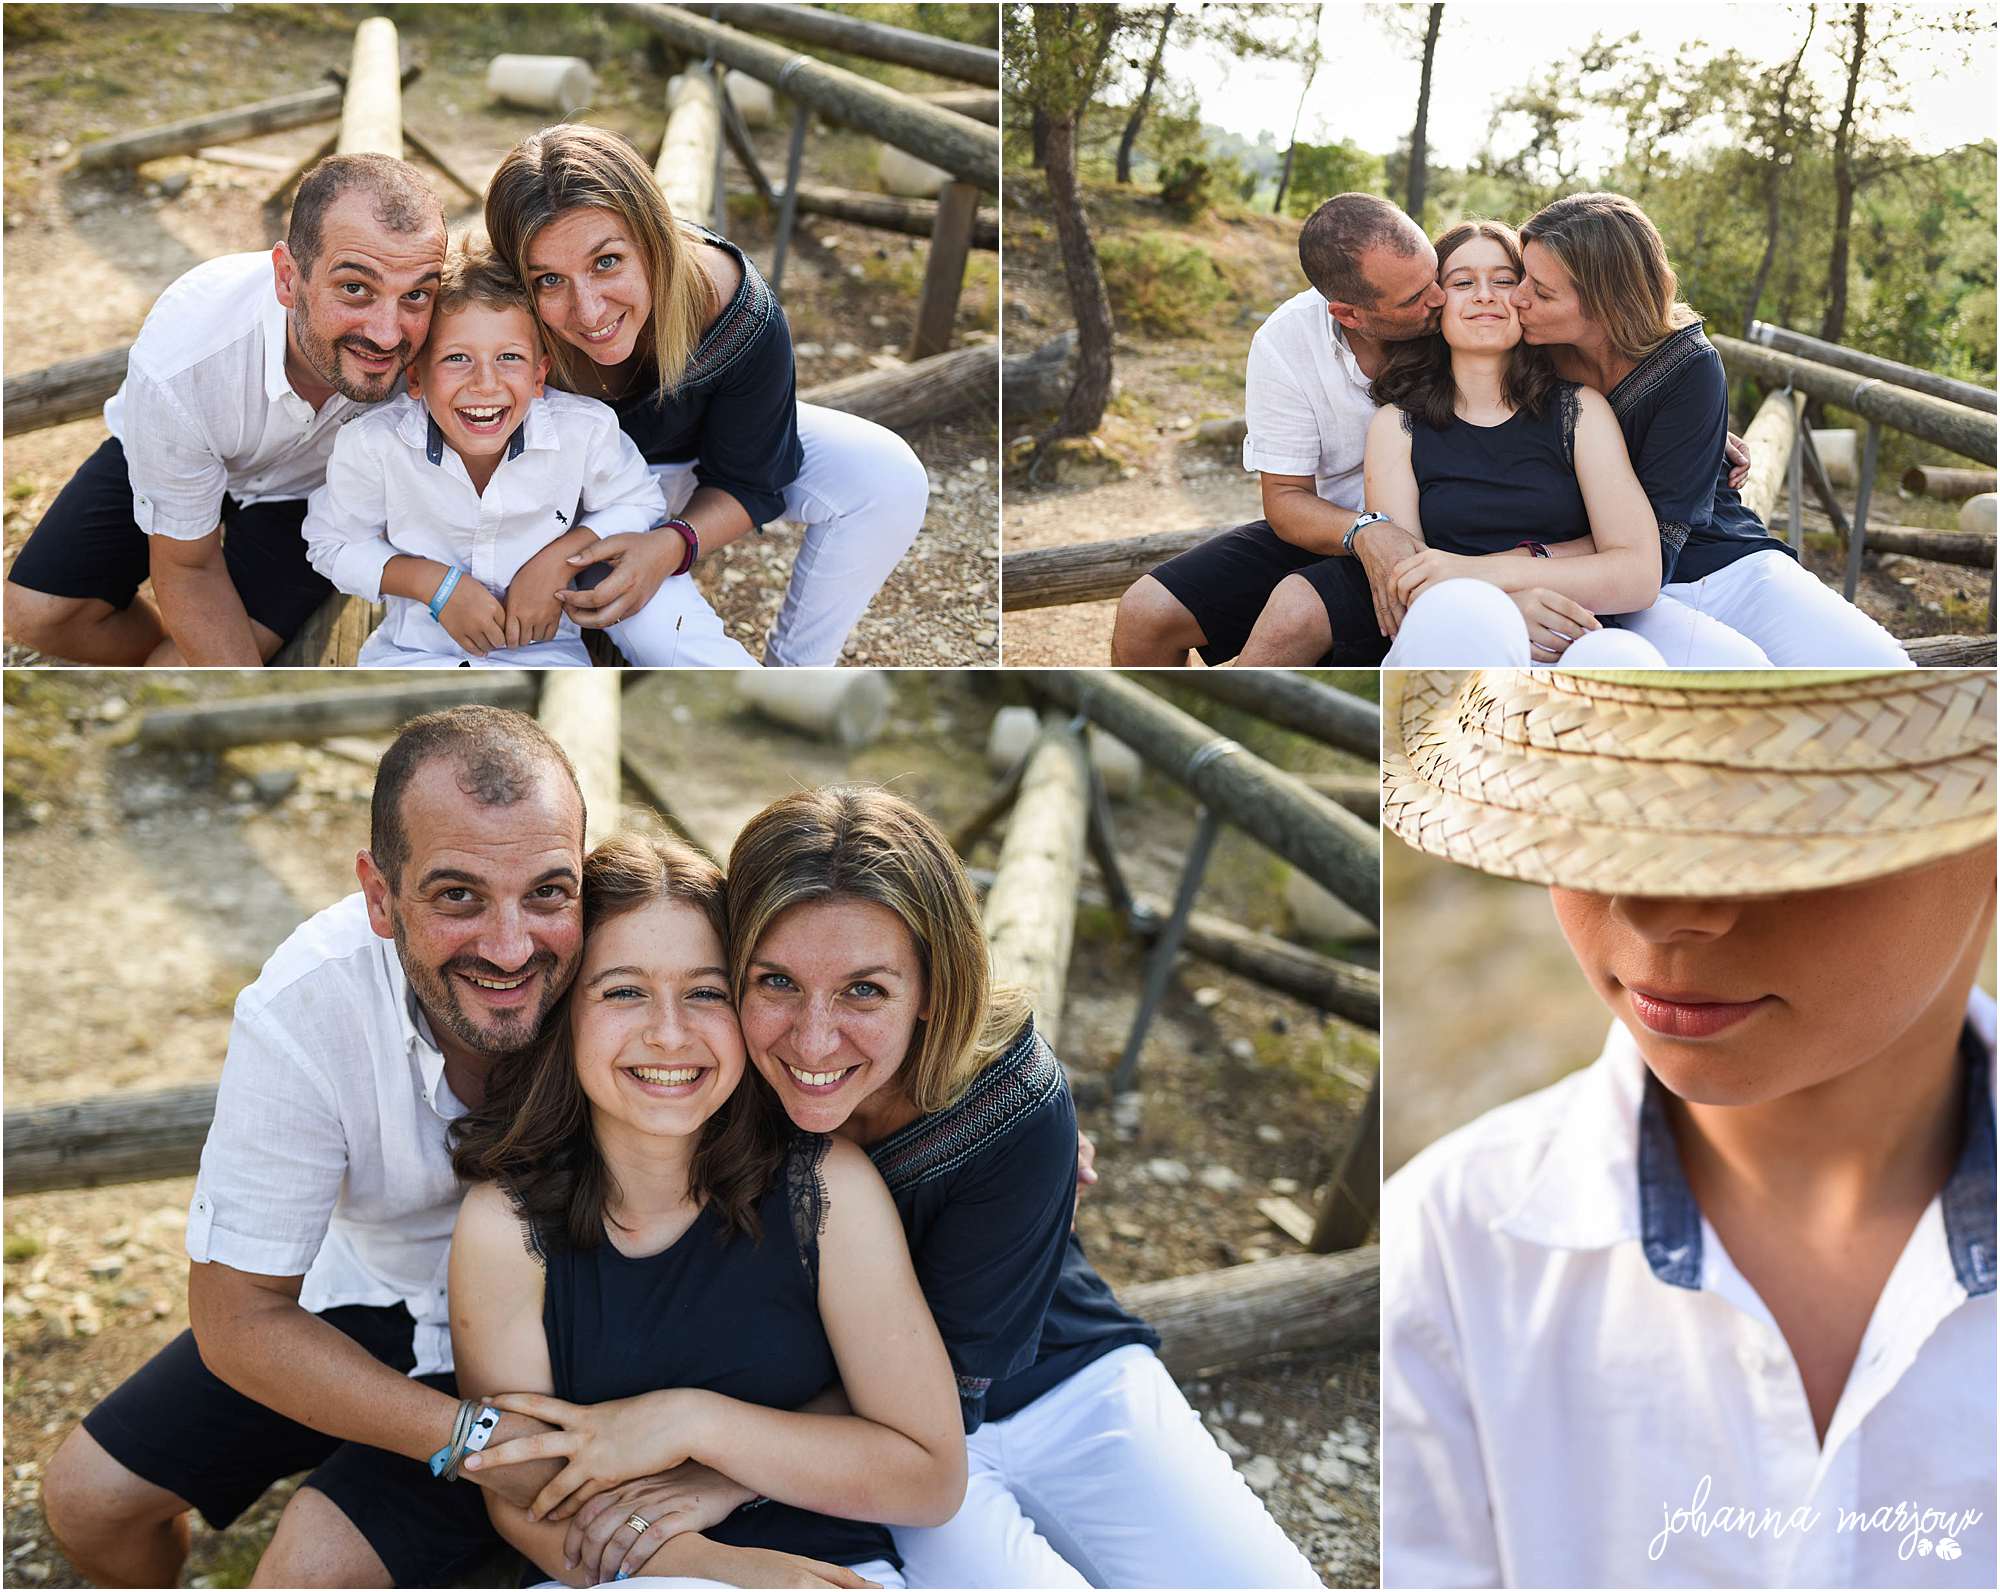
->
[1242, 324, 1327, 478]
[186, 1000, 349, 1279]
[577, 414, 667, 542]
[117, 366, 231, 540]
[1380, 1173, 1505, 1588]
[302, 424, 400, 602]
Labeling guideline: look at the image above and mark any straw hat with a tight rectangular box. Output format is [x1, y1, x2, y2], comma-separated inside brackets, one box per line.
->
[1382, 669, 1996, 897]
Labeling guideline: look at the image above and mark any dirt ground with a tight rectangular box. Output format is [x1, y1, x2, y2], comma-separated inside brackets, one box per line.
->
[2, 670, 1380, 1587]
[998, 174, 1993, 667]
[0, 4, 998, 668]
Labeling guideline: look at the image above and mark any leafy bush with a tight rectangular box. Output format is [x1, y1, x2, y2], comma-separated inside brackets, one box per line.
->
[1099, 234, 1230, 336]
[1157, 155, 1213, 217]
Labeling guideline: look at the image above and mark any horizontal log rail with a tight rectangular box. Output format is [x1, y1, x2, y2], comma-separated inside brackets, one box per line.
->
[632, 5, 998, 190]
[1003, 528, 1208, 610]
[76, 84, 343, 169]
[128, 677, 538, 749]
[788, 183, 997, 248]
[6, 1084, 216, 1193]
[1747, 321, 1997, 414]
[1859, 526, 1995, 568]
[1133, 1249, 1380, 1375]
[698, 1, 999, 87]
[1169, 672, 1380, 761]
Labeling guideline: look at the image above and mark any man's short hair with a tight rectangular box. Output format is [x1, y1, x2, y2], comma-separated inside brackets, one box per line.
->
[287, 153, 443, 279]
[435, 235, 534, 322]
[371, 707, 585, 888]
[1299, 193, 1422, 306]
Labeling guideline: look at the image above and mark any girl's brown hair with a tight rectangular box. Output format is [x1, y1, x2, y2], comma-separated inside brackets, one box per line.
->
[1371, 219, 1560, 431]
[1518, 191, 1700, 364]
[726, 788, 1036, 1117]
[484, 124, 714, 403]
[452, 830, 787, 1249]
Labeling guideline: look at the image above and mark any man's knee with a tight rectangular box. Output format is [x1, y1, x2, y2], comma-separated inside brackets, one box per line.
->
[1112, 576, 1200, 664]
[3, 581, 87, 656]
[253, 1485, 391, 1589]
[42, 1423, 185, 1548]
[1265, 575, 1334, 647]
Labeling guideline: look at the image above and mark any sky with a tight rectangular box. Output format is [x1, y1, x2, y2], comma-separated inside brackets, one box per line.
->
[1171, 1, 1999, 170]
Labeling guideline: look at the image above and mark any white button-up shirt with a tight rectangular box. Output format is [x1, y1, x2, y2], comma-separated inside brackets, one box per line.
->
[187, 894, 470, 1376]
[302, 389, 664, 664]
[1241, 286, 1376, 512]
[1384, 990, 1996, 1589]
[104, 251, 369, 540]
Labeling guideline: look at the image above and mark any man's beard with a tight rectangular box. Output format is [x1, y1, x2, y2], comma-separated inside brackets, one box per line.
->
[392, 910, 568, 1060]
[293, 291, 410, 403]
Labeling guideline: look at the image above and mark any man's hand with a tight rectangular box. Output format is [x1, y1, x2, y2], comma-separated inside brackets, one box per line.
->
[1389, 546, 1474, 612]
[436, 576, 507, 657]
[557, 528, 682, 629]
[1724, 431, 1751, 490]
[1510, 587, 1600, 663]
[1350, 520, 1425, 637]
[466, 1388, 705, 1521]
[673, 1543, 879, 1589]
[565, 1464, 757, 1585]
[504, 536, 596, 648]
[455, 1409, 559, 1511]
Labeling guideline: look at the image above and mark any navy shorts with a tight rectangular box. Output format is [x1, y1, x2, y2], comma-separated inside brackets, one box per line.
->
[80, 1303, 503, 1587]
[6, 436, 333, 642]
[1145, 520, 1389, 666]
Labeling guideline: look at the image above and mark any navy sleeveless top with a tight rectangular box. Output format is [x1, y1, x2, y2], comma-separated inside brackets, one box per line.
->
[537, 1135, 898, 1571]
[1408, 381, 1589, 556]
[867, 1019, 1160, 1433]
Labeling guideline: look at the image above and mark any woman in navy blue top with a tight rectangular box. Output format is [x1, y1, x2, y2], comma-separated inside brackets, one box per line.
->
[1512, 191, 1908, 666]
[448, 833, 964, 1587]
[710, 787, 1322, 1589]
[485, 125, 929, 667]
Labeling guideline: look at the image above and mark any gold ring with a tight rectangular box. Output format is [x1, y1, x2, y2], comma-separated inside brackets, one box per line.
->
[624, 1512, 651, 1535]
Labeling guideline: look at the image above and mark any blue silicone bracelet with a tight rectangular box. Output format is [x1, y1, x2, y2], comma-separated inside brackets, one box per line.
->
[428, 566, 464, 620]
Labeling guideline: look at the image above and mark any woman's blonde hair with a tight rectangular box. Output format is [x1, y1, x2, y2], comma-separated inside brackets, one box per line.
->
[485, 124, 713, 402]
[726, 788, 1036, 1117]
[1519, 192, 1699, 364]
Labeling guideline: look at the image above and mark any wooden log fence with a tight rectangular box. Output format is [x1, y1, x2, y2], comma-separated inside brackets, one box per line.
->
[798, 341, 996, 431]
[1169, 672, 1380, 761]
[656, 70, 723, 228]
[1131, 1249, 1379, 1375]
[76, 85, 345, 170]
[1862, 527, 1996, 569]
[1311, 1070, 1379, 1253]
[129, 678, 538, 750]
[981, 718, 1090, 1051]
[4, 1083, 219, 1195]
[919, 89, 999, 125]
[1901, 466, 1997, 500]
[1021, 671, 1379, 926]
[700, 1, 1000, 87]
[1003, 528, 1208, 610]
[1748, 320, 1998, 415]
[788, 183, 998, 249]
[538, 673, 622, 850]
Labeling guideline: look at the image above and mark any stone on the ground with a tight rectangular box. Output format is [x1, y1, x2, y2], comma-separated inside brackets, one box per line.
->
[1197, 1165, 1244, 1192]
[1144, 1157, 1191, 1185]
[1240, 1455, 1282, 1494]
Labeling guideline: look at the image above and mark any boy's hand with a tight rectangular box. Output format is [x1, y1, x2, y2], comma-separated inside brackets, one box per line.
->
[505, 535, 597, 648]
[437, 576, 507, 657]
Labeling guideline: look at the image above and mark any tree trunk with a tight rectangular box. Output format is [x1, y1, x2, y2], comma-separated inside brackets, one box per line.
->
[1031, 106, 1052, 168]
[1272, 6, 1321, 214]
[1039, 111, 1117, 444]
[1115, 4, 1175, 184]
[1745, 6, 1816, 335]
[1820, 3, 1866, 349]
[1406, 4, 1442, 220]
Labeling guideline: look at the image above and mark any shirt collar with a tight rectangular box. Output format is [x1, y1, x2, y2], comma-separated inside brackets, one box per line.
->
[410, 397, 543, 467]
[1322, 303, 1370, 391]
[1496, 987, 1998, 1299]
[260, 274, 303, 407]
[384, 939, 451, 1114]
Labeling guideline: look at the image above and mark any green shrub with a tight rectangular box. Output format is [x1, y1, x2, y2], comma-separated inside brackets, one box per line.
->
[1099, 234, 1229, 337]
[1157, 155, 1213, 217]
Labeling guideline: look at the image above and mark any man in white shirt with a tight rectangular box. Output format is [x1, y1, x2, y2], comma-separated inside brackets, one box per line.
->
[40, 706, 586, 1587]
[4, 154, 446, 666]
[1110, 192, 1443, 667]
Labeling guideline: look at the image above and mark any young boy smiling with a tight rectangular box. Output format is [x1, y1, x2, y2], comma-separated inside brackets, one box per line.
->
[1379, 668, 1995, 1590]
[304, 240, 747, 667]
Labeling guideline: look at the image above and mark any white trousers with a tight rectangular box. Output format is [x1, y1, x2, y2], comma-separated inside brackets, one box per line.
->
[355, 632, 594, 668]
[613, 403, 928, 668]
[1624, 548, 1913, 667]
[1382, 579, 1673, 668]
[532, 1556, 904, 1589]
[892, 1345, 1323, 1590]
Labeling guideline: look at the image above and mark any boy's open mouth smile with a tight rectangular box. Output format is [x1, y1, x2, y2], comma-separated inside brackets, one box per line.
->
[453, 404, 510, 436]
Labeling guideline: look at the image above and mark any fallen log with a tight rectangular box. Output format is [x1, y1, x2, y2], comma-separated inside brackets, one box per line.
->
[2, 347, 131, 437]
[1714, 334, 1996, 466]
[76, 85, 343, 170]
[1129, 1250, 1380, 1375]
[920, 89, 999, 125]
[1003, 528, 1207, 610]
[702, 1, 1000, 87]
[539, 673, 621, 850]
[982, 718, 1090, 1050]
[4, 1084, 217, 1194]
[657, 70, 722, 228]
[632, 5, 998, 190]
[1748, 321, 1998, 415]
[1021, 671, 1380, 925]
[789, 183, 997, 248]
[338, 16, 403, 159]
[1737, 389, 1804, 525]
[1169, 672, 1380, 761]
[1862, 527, 1996, 569]
[1901, 634, 1997, 665]
[1900, 465, 1997, 500]
[1302, 773, 1377, 822]
[130, 678, 537, 749]
[798, 341, 995, 430]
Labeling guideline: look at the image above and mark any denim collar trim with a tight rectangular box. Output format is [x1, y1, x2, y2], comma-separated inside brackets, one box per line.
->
[1636, 1070, 1703, 1290]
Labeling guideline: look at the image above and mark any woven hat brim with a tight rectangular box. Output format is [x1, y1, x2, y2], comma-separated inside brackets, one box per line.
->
[1382, 669, 1997, 897]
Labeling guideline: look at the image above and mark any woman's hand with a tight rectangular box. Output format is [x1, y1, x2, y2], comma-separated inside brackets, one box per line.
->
[557, 527, 684, 629]
[1390, 547, 1476, 608]
[462, 1389, 707, 1522]
[1724, 431, 1751, 490]
[565, 1464, 758, 1586]
[680, 1544, 881, 1588]
[1510, 587, 1600, 663]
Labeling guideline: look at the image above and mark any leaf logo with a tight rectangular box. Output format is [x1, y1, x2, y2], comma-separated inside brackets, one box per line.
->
[1937, 1539, 1962, 1562]
[1917, 1539, 1934, 1557]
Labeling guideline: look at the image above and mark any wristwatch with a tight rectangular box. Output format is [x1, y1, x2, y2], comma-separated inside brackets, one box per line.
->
[1343, 511, 1392, 556]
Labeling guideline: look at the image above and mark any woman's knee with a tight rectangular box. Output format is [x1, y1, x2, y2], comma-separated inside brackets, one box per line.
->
[1561, 628, 1669, 667]
[1391, 579, 1526, 664]
[795, 407, 929, 532]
